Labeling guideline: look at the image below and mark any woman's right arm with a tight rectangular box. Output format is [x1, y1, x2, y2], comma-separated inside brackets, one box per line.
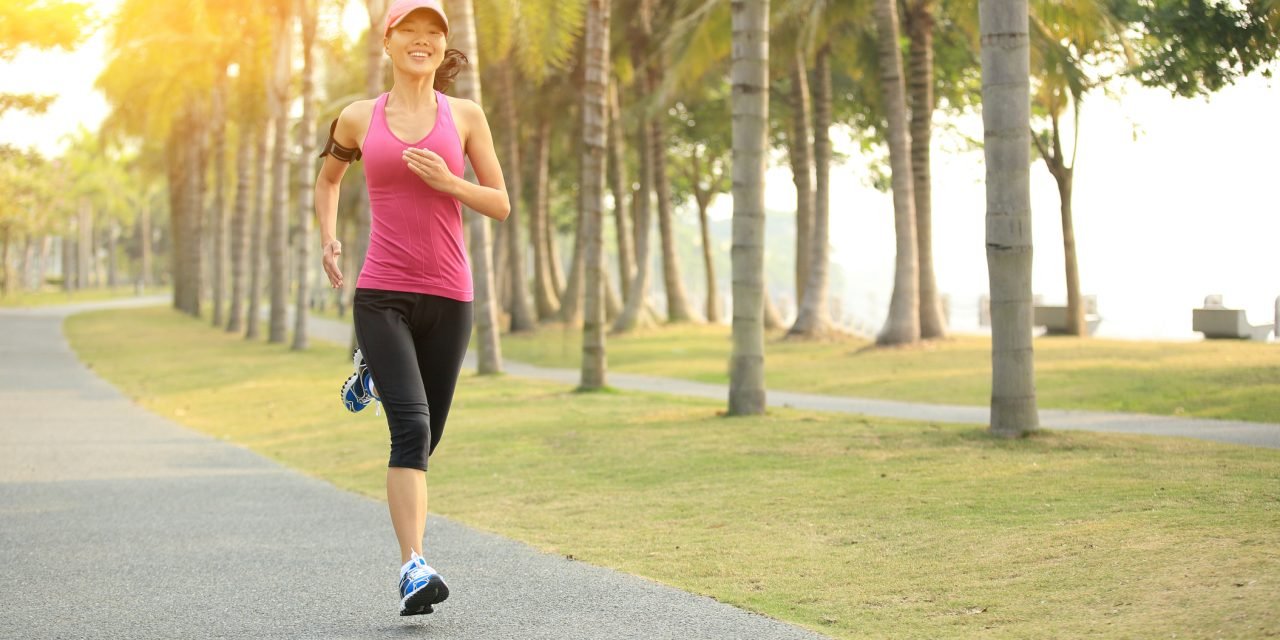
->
[314, 105, 363, 289]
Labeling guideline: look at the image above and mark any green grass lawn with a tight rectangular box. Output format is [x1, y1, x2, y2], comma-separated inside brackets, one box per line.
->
[0, 285, 169, 308]
[498, 323, 1280, 423]
[67, 307, 1280, 639]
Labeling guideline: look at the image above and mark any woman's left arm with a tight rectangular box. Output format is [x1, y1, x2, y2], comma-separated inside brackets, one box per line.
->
[402, 98, 510, 222]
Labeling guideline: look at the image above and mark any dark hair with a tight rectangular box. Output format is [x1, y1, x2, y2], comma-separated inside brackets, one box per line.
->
[435, 49, 468, 93]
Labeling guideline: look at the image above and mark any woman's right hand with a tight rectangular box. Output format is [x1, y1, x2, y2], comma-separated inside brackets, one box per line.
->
[322, 240, 343, 289]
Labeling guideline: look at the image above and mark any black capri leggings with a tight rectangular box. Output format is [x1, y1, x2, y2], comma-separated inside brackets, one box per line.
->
[353, 288, 473, 471]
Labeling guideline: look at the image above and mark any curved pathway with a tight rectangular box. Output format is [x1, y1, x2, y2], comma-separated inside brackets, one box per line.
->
[0, 299, 826, 639]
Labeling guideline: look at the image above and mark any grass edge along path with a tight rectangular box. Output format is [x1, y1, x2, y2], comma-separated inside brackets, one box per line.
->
[65, 307, 1280, 639]
[0, 286, 170, 308]
[497, 324, 1280, 424]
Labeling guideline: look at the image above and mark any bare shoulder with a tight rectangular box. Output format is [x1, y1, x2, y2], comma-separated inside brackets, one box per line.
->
[446, 96, 485, 123]
[334, 98, 379, 147]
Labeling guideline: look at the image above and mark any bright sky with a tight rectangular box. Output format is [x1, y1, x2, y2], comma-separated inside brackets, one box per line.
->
[2, 0, 1277, 340]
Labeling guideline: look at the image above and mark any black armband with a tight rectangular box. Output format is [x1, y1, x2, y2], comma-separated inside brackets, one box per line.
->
[318, 117, 362, 163]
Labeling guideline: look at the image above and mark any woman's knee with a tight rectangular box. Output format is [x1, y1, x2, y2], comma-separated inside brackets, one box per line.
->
[388, 413, 431, 470]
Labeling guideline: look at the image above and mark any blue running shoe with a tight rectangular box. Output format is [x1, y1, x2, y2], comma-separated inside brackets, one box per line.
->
[341, 348, 379, 412]
[399, 551, 449, 616]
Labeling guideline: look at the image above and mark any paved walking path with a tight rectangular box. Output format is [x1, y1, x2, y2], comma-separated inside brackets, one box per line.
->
[0, 299, 826, 640]
[297, 309, 1280, 450]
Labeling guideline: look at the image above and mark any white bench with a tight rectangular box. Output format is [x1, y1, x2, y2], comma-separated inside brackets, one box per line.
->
[1032, 295, 1101, 335]
[1033, 305, 1102, 336]
[1192, 295, 1274, 341]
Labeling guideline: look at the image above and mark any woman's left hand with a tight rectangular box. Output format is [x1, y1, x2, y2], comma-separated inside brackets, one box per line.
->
[403, 147, 456, 194]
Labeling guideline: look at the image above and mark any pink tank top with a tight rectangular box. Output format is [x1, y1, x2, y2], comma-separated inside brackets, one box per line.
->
[357, 91, 472, 301]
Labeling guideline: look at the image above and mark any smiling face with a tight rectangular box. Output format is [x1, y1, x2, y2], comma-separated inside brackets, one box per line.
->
[384, 9, 448, 76]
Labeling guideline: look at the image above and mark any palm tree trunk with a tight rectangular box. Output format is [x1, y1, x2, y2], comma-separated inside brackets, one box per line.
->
[165, 138, 181, 303]
[530, 113, 560, 319]
[558, 204, 586, 326]
[580, 0, 610, 390]
[268, 6, 292, 344]
[789, 49, 814, 307]
[139, 195, 151, 289]
[23, 235, 34, 292]
[18, 234, 33, 291]
[186, 114, 205, 315]
[39, 235, 52, 290]
[447, 0, 502, 373]
[608, 79, 635, 301]
[0, 225, 10, 296]
[788, 44, 832, 338]
[293, 0, 318, 351]
[78, 198, 92, 292]
[210, 74, 229, 326]
[728, 0, 769, 416]
[498, 63, 535, 332]
[493, 215, 509, 314]
[614, 32, 657, 333]
[907, 0, 947, 339]
[764, 280, 784, 329]
[545, 209, 566, 297]
[1058, 169, 1084, 336]
[604, 268, 622, 321]
[229, 120, 250, 332]
[227, 118, 251, 332]
[980, 0, 1039, 436]
[649, 70, 700, 323]
[106, 222, 120, 288]
[697, 189, 719, 324]
[246, 121, 270, 340]
[874, 0, 921, 346]
[61, 233, 74, 292]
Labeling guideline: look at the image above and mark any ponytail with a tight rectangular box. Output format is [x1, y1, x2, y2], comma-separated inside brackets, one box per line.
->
[435, 49, 469, 93]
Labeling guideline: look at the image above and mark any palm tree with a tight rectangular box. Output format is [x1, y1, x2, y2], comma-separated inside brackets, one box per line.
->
[529, 111, 561, 319]
[447, 0, 503, 374]
[225, 12, 271, 334]
[788, 48, 814, 309]
[904, 0, 948, 339]
[210, 72, 229, 327]
[226, 114, 252, 333]
[788, 42, 833, 337]
[246, 123, 271, 340]
[579, 0, 610, 390]
[292, 0, 320, 351]
[873, 0, 920, 346]
[606, 79, 636, 304]
[99, 0, 240, 316]
[1027, 0, 1122, 337]
[728, 0, 769, 416]
[980, 0, 1039, 436]
[267, 0, 293, 344]
[495, 63, 536, 332]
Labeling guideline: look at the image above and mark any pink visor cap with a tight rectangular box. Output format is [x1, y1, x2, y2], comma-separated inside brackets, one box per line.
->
[385, 0, 450, 36]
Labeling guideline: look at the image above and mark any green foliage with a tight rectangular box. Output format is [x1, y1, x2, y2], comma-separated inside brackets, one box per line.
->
[0, 144, 57, 235]
[1119, 0, 1280, 96]
[0, 93, 54, 116]
[0, 0, 90, 61]
[0, 0, 91, 117]
[473, 0, 585, 81]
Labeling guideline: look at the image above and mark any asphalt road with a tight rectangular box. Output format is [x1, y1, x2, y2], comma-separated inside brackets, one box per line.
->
[0, 299, 826, 640]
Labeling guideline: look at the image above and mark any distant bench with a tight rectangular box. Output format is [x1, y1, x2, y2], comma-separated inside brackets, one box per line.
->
[1193, 295, 1275, 342]
[1033, 295, 1101, 335]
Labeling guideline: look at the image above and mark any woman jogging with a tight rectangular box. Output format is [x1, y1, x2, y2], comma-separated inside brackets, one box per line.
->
[313, 0, 509, 617]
